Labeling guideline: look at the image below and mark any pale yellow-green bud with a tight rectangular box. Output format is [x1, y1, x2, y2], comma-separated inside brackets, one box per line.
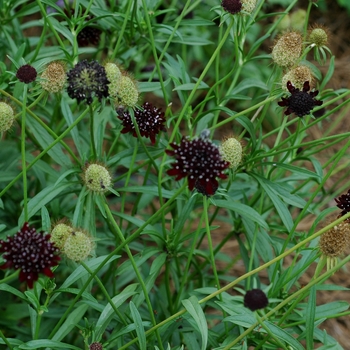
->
[308, 26, 329, 47]
[64, 231, 94, 262]
[118, 75, 139, 108]
[105, 62, 122, 98]
[281, 65, 313, 92]
[241, 0, 257, 14]
[50, 222, 72, 251]
[289, 9, 306, 32]
[220, 137, 243, 169]
[271, 31, 303, 68]
[83, 163, 112, 193]
[0, 102, 15, 132]
[41, 61, 66, 93]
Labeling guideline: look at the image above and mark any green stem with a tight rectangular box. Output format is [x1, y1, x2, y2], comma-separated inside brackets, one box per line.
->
[21, 84, 28, 222]
[89, 105, 97, 160]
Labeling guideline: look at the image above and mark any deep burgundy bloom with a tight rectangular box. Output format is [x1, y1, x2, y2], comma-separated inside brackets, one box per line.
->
[335, 189, 350, 217]
[89, 343, 103, 350]
[77, 26, 102, 47]
[0, 223, 60, 288]
[221, 0, 242, 14]
[67, 60, 109, 104]
[244, 289, 268, 311]
[166, 137, 230, 196]
[278, 81, 323, 117]
[118, 102, 166, 144]
[16, 64, 37, 84]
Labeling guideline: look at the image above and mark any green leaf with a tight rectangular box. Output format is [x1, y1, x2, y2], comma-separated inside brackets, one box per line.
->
[320, 55, 335, 91]
[265, 162, 321, 181]
[130, 301, 147, 350]
[229, 78, 268, 96]
[0, 284, 26, 301]
[173, 82, 209, 91]
[215, 199, 269, 230]
[19, 339, 82, 349]
[41, 206, 51, 231]
[306, 287, 316, 349]
[235, 116, 256, 150]
[314, 301, 349, 318]
[182, 296, 208, 350]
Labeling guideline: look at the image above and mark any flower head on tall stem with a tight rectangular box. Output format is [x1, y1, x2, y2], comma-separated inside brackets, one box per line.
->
[244, 289, 268, 311]
[0, 223, 60, 288]
[278, 81, 323, 117]
[16, 64, 37, 84]
[166, 137, 230, 196]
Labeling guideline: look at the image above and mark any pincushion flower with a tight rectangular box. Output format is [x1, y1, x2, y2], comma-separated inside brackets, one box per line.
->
[0, 223, 60, 288]
[118, 102, 166, 144]
[278, 81, 323, 117]
[16, 64, 37, 84]
[335, 189, 350, 217]
[244, 289, 268, 311]
[66, 59, 109, 105]
[221, 0, 242, 14]
[166, 137, 230, 196]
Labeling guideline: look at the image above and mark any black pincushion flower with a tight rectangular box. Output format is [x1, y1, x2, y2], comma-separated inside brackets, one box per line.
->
[221, 0, 242, 14]
[77, 26, 102, 47]
[0, 223, 60, 288]
[278, 81, 323, 117]
[244, 289, 268, 311]
[335, 189, 350, 217]
[67, 59, 109, 104]
[16, 64, 37, 84]
[166, 137, 230, 196]
[118, 102, 166, 144]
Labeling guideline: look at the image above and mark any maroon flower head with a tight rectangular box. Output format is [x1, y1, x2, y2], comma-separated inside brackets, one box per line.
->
[77, 27, 102, 47]
[335, 189, 350, 217]
[278, 81, 323, 117]
[89, 343, 103, 350]
[221, 0, 242, 14]
[0, 223, 60, 288]
[118, 102, 166, 144]
[166, 137, 230, 196]
[16, 64, 37, 84]
[244, 289, 268, 311]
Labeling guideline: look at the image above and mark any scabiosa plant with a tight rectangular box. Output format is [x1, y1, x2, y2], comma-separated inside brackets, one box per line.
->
[118, 102, 166, 144]
[117, 75, 139, 108]
[244, 289, 269, 311]
[219, 136, 243, 170]
[0, 222, 60, 288]
[166, 137, 230, 196]
[278, 81, 323, 117]
[0, 101, 15, 132]
[281, 65, 313, 92]
[50, 221, 73, 251]
[83, 163, 112, 193]
[41, 61, 66, 93]
[63, 230, 94, 262]
[308, 25, 329, 48]
[271, 31, 302, 68]
[89, 343, 103, 350]
[104, 62, 122, 99]
[16, 64, 37, 84]
[66, 59, 109, 105]
[221, 0, 242, 14]
[335, 189, 350, 218]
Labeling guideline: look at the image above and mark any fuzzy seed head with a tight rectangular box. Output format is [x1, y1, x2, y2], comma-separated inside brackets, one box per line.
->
[105, 63, 122, 98]
[118, 76, 139, 108]
[0, 102, 15, 132]
[241, 0, 257, 14]
[271, 32, 303, 68]
[309, 27, 328, 47]
[84, 163, 112, 193]
[220, 137, 242, 169]
[50, 223, 72, 251]
[319, 222, 350, 258]
[41, 61, 66, 93]
[64, 231, 93, 262]
[282, 66, 313, 92]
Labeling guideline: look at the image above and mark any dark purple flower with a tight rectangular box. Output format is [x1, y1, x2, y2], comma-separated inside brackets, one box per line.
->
[89, 343, 103, 350]
[244, 289, 268, 311]
[221, 0, 242, 14]
[118, 102, 166, 144]
[0, 223, 60, 288]
[77, 26, 102, 47]
[166, 137, 230, 196]
[278, 81, 323, 117]
[335, 189, 350, 217]
[16, 64, 37, 84]
[66, 60, 109, 105]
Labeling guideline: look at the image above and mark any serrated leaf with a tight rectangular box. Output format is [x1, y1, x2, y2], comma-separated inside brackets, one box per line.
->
[182, 296, 208, 350]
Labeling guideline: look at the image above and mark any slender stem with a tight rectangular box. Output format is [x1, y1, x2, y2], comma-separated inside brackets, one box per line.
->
[89, 105, 97, 160]
[21, 85, 28, 222]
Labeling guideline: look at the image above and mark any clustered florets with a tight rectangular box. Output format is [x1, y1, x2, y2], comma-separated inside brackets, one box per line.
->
[66, 59, 109, 104]
[278, 81, 323, 117]
[118, 102, 166, 144]
[41, 61, 66, 93]
[83, 163, 112, 193]
[335, 189, 350, 218]
[0, 223, 60, 288]
[281, 66, 313, 92]
[16, 64, 37, 84]
[220, 136, 243, 170]
[0, 101, 15, 132]
[221, 0, 242, 14]
[244, 289, 269, 311]
[166, 137, 230, 196]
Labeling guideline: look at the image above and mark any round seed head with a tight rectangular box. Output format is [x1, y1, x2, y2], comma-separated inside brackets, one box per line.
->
[118, 75, 139, 108]
[220, 136, 243, 169]
[50, 222, 73, 251]
[105, 62, 122, 98]
[0, 102, 15, 132]
[241, 0, 257, 14]
[83, 163, 112, 193]
[308, 26, 329, 47]
[64, 231, 94, 262]
[281, 65, 313, 92]
[41, 61, 66, 93]
[319, 222, 350, 258]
